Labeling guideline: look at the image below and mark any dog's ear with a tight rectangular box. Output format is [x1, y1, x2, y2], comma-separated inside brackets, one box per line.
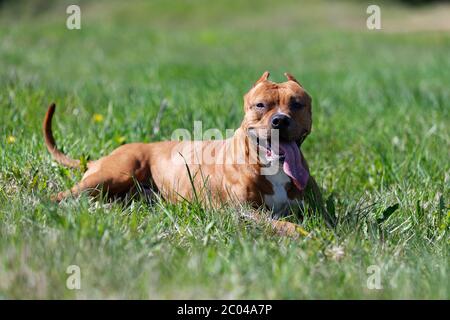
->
[284, 72, 302, 87]
[253, 71, 270, 87]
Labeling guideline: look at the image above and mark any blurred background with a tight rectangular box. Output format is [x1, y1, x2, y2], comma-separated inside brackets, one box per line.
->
[1, 0, 448, 155]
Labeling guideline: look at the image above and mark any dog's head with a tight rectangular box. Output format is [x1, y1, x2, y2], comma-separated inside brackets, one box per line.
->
[242, 71, 312, 147]
[241, 71, 312, 190]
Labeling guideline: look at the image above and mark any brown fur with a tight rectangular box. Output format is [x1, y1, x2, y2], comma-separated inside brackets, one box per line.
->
[43, 103, 80, 169]
[43, 72, 334, 236]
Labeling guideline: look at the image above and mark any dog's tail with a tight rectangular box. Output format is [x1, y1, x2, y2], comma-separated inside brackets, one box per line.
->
[43, 103, 80, 169]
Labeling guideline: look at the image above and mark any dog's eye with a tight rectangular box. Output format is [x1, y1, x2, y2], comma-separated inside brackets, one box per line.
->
[255, 103, 265, 109]
[290, 101, 305, 109]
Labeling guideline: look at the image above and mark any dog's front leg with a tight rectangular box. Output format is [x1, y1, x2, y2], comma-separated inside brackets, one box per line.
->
[241, 210, 308, 239]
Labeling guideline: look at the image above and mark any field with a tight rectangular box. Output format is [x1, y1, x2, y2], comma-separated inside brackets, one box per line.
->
[0, 0, 449, 299]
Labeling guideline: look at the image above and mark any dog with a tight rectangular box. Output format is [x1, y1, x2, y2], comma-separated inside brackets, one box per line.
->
[43, 71, 334, 237]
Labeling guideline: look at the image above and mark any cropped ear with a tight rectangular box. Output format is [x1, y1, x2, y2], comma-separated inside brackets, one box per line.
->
[253, 71, 270, 87]
[284, 72, 302, 87]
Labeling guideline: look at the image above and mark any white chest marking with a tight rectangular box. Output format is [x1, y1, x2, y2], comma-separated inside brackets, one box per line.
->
[264, 169, 292, 215]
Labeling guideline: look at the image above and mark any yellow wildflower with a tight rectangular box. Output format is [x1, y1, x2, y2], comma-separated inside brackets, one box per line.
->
[92, 113, 104, 123]
[6, 135, 16, 144]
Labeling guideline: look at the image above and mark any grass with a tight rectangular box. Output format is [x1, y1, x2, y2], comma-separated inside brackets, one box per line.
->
[0, 0, 449, 299]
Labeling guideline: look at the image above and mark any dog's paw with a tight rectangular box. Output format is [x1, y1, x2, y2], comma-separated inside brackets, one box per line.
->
[271, 220, 309, 239]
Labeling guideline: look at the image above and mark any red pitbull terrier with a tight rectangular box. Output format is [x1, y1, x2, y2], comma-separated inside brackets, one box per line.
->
[43, 72, 334, 236]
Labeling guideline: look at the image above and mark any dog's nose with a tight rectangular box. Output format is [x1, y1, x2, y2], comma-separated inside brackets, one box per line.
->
[271, 114, 291, 130]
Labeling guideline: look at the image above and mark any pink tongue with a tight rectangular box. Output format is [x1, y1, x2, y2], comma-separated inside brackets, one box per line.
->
[279, 142, 309, 191]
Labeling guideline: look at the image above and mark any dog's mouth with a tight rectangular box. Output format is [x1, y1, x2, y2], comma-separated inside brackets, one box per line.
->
[247, 129, 310, 191]
[256, 136, 286, 162]
[247, 128, 308, 159]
